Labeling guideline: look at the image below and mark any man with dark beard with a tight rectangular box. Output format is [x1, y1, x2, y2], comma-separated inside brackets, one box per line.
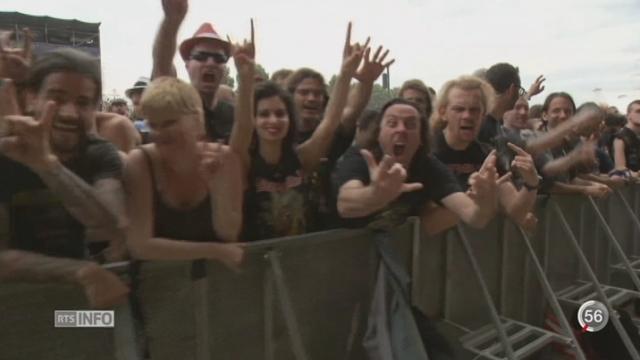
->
[0, 48, 128, 308]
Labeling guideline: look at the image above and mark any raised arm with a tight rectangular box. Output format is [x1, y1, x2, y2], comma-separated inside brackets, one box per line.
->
[151, 0, 188, 79]
[540, 140, 595, 177]
[123, 148, 242, 268]
[198, 142, 244, 241]
[228, 20, 256, 170]
[298, 22, 365, 172]
[525, 75, 546, 100]
[526, 107, 603, 156]
[337, 149, 422, 218]
[340, 44, 394, 131]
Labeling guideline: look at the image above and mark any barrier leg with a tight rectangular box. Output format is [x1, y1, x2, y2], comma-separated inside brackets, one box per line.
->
[456, 226, 516, 359]
[266, 251, 311, 360]
[515, 226, 586, 360]
[264, 269, 275, 360]
[194, 276, 211, 360]
[616, 190, 640, 237]
[114, 301, 142, 360]
[586, 196, 640, 292]
[552, 200, 640, 359]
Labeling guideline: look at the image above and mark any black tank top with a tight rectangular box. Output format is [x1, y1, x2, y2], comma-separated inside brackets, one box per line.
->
[615, 127, 640, 171]
[140, 148, 218, 242]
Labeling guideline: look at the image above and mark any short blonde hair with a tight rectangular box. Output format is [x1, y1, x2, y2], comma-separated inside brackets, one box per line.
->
[431, 75, 495, 131]
[140, 77, 203, 119]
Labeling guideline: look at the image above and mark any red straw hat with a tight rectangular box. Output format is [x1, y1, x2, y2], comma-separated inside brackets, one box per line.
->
[179, 23, 231, 61]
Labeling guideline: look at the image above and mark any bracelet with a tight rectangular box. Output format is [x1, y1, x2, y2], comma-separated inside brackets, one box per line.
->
[523, 175, 543, 191]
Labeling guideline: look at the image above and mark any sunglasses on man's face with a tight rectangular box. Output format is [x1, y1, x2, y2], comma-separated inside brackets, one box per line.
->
[190, 52, 229, 64]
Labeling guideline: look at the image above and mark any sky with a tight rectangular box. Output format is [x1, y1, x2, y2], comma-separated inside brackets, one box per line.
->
[2, 0, 640, 110]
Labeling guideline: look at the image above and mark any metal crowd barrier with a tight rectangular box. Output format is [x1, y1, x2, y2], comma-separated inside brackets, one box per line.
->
[2, 186, 640, 359]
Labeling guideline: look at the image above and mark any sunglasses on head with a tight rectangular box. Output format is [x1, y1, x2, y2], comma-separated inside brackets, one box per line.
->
[190, 51, 229, 64]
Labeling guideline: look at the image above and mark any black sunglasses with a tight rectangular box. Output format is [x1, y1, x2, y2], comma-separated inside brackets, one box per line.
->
[190, 51, 229, 64]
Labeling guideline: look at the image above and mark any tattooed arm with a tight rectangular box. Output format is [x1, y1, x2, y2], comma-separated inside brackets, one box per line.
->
[0, 249, 129, 308]
[31, 157, 128, 261]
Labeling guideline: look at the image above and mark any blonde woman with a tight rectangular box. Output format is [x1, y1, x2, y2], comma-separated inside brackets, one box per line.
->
[123, 77, 242, 267]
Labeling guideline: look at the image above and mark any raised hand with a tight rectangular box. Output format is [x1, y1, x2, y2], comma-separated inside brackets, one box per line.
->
[0, 28, 33, 82]
[161, 0, 188, 21]
[507, 142, 539, 187]
[0, 86, 58, 171]
[361, 149, 422, 204]
[527, 75, 546, 99]
[341, 22, 368, 77]
[198, 141, 243, 185]
[568, 138, 597, 167]
[468, 150, 504, 208]
[355, 44, 395, 84]
[229, 19, 256, 77]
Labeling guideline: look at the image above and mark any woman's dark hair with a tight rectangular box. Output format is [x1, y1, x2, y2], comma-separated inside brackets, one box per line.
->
[542, 92, 576, 114]
[368, 98, 430, 160]
[252, 81, 299, 156]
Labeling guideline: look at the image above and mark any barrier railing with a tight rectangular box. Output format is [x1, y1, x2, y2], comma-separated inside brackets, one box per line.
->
[2, 187, 640, 359]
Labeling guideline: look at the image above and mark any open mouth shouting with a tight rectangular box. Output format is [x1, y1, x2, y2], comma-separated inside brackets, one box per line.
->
[201, 71, 217, 84]
[459, 123, 476, 138]
[393, 142, 406, 157]
[52, 120, 81, 133]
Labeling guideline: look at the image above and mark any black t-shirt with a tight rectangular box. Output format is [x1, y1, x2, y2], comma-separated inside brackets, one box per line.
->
[0, 136, 123, 259]
[244, 148, 319, 241]
[204, 100, 235, 143]
[297, 124, 356, 230]
[332, 146, 461, 230]
[431, 131, 492, 191]
[478, 114, 500, 145]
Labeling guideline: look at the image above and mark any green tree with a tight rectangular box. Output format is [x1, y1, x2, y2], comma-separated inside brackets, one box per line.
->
[367, 84, 399, 110]
[222, 67, 235, 88]
[236, 63, 269, 85]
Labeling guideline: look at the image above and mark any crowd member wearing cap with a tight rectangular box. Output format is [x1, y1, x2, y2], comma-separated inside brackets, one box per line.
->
[108, 98, 129, 118]
[125, 76, 152, 143]
[230, 23, 366, 241]
[0, 48, 129, 308]
[152, 0, 234, 143]
[125, 76, 149, 121]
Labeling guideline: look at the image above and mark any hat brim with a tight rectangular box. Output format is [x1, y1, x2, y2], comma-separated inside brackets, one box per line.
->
[125, 86, 146, 99]
[179, 36, 231, 61]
